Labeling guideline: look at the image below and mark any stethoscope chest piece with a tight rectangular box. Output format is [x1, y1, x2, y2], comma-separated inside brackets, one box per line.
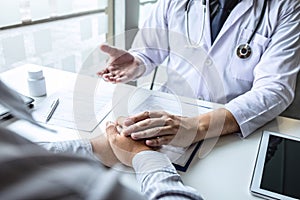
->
[236, 44, 252, 59]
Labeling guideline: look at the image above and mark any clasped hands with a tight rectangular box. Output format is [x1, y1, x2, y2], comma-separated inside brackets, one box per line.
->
[92, 111, 200, 168]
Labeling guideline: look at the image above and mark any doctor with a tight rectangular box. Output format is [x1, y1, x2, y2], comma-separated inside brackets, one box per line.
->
[98, 0, 300, 147]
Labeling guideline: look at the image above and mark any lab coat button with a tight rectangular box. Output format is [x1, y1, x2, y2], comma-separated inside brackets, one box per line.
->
[205, 59, 212, 66]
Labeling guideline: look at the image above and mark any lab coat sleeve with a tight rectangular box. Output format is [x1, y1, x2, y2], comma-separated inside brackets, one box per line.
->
[130, 0, 171, 76]
[225, 2, 300, 137]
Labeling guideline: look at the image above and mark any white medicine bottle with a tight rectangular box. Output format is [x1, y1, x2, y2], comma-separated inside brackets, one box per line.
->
[27, 67, 47, 97]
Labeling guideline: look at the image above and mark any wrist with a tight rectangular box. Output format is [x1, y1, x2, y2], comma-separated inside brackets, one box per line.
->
[194, 108, 240, 142]
[134, 57, 146, 79]
[90, 137, 102, 155]
[90, 135, 120, 167]
[194, 115, 209, 142]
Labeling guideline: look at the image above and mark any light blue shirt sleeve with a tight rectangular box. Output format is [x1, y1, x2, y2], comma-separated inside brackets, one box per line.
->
[38, 139, 99, 161]
[39, 140, 203, 200]
[133, 151, 203, 200]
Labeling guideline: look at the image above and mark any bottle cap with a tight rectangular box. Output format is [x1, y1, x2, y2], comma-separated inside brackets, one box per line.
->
[28, 67, 43, 79]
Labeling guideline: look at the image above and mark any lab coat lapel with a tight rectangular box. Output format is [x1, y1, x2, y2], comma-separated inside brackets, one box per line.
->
[212, 0, 254, 46]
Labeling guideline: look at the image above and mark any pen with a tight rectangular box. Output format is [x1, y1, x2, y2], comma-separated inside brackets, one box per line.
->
[46, 98, 59, 122]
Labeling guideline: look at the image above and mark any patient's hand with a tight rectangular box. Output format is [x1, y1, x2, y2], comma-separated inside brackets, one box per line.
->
[90, 133, 119, 167]
[106, 121, 151, 167]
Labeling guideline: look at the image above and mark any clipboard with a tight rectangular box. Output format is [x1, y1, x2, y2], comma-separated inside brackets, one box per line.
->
[172, 141, 202, 172]
[158, 141, 202, 172]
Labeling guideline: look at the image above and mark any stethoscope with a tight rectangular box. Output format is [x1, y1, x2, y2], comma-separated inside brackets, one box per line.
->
[185, 0, 268, 59]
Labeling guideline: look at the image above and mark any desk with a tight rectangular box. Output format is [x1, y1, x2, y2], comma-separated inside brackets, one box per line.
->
[1, 64, 300, 200]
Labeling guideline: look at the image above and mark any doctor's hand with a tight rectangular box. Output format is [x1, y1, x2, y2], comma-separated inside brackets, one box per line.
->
[118, 111, 199, 148]
[106, 121, 151, 167]
[97, 44, 145, 83]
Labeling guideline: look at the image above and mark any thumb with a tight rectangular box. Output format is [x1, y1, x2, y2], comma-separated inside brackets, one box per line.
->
[100, 44, 121, 57]
[106, 121, 119, 140]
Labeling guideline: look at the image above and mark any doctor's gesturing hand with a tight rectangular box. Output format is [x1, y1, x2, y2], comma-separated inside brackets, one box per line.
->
[118, 108, 240, 148]
[97, 44, 145, 83]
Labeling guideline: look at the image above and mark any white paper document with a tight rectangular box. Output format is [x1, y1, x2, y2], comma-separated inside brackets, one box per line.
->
[33, 89, 113, 132]
[129, 94, 210, 117]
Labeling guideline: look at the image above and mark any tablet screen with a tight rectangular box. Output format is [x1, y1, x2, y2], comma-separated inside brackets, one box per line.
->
[260, 135, 300, 199]
[251, 131, 300, 200]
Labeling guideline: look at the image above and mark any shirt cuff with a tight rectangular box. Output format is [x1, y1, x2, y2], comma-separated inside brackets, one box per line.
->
[225, 103, 251, 138]
[38, 139, 97, 160]
[132, 150, 175, 174]
[130, 51, 156, 77]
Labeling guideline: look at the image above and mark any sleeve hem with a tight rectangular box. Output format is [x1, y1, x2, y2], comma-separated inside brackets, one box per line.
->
[225, 104, 251, 138]
[133, 151, 175, 174]
[130, 51, 156, 76]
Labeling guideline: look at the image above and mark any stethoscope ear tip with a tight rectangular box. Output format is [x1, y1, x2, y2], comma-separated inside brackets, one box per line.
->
[236, 44, 252, 59]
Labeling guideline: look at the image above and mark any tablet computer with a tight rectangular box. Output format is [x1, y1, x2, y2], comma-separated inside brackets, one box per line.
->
[250, 131, 300, 200]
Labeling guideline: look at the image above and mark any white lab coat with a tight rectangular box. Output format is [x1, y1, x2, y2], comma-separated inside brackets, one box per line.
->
[131, 0, 300, 137]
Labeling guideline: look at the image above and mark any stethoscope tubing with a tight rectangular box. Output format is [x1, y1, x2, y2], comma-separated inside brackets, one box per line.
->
[246, 0, 268, 44]
[185, 0, 268, 59]
[185, 0, 206, 47]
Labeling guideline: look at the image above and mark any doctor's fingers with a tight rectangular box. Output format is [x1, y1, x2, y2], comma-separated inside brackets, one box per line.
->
[100, 44, 126, 58]
[101, 69, 121, 82]
[99, 65, 125, 79]
[146, 135, 174, 147]
[122, 117, 172, 136]
[123, 111, 169, 126]
[102, 72, 133, 84]
[114, 76, 133, 83]
[97, 67, 109, 76]
[102, 74, 117, 83]
[130, 125, 177, 141]
[102, 63, 134, 76]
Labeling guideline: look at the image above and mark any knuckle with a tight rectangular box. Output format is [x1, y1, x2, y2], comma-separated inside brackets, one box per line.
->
[155, 136, 169, 146]
[161, 137, 168, 143]
[146, 119, 152, 126]
[143, 111, 150, 118]
[140, 131, 148, 138]
[164, 136, 173, 144]
[169, 114, 176, 119]
[133, 131, 145, 138]
[140, 119, 151, 127]
[153, 138, 160, 146]
[108, 66, 114, 70]
[154, 127, 162, 135]
[165, 117, 173, 125]
[155, 127, 161, 133]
